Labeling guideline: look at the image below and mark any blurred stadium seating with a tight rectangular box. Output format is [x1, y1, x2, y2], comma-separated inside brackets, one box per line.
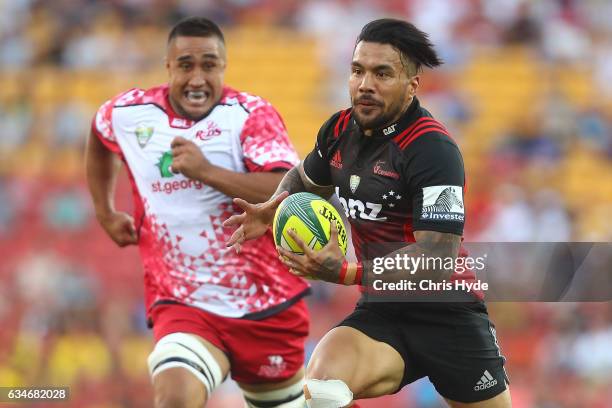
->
[0, 1, 611, 407]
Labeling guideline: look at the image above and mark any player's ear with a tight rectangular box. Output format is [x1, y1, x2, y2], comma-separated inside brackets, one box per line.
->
[408, 75, 420, 98]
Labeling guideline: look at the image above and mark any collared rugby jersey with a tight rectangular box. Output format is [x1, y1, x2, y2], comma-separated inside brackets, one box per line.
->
[92, 84, 309, 318]
[303, 97, 481, 300]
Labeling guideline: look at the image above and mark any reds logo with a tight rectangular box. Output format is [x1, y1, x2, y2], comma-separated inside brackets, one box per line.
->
[257, 355, 287, 378]
[195, 121, 222, 141]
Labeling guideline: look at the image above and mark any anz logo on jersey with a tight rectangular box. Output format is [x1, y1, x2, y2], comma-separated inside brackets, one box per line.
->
[335, 187, 387, 221]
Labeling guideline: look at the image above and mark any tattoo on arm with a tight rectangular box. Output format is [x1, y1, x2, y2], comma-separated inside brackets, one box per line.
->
[272, 166, 307, 199]
[298, 163, 335, 199]
[272, 164, 335, 200]
[318, 256, 344, 283]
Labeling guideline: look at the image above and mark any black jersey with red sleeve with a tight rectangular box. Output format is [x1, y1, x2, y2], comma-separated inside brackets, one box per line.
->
[303, 97, 482, 303]
[303, 97, 466, 260]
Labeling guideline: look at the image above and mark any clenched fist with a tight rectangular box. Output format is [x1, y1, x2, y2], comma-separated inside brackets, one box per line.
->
[97, 211, 138, 247]
[170, 136, 213, 181]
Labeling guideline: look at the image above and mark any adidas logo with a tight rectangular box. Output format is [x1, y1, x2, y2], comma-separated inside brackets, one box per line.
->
[474, 370, 497, 391]
[330, 150, 343, 169]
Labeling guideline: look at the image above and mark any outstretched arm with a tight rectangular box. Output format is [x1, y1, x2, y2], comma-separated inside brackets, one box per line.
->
[222, 108, 337, 251]
[222, 162, 334, 251]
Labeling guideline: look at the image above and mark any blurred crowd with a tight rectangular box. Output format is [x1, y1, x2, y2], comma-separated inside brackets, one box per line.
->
[0, 0, 611, 407]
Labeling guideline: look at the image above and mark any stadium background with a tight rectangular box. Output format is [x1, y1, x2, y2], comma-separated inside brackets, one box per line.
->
[0, 0, 611, 407]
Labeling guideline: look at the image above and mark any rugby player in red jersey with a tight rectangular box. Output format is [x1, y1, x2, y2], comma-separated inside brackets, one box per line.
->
[86, 17, 309, 408]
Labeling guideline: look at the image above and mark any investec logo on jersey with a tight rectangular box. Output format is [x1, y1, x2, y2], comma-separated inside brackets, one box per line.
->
[335, 187, 386, 221]
[420, 185, 464, 222]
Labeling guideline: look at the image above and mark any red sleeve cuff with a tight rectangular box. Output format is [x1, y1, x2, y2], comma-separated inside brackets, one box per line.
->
[244, 159, 294, 173]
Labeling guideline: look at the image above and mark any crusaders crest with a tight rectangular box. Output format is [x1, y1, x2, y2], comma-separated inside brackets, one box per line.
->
[349, 175, 360, 193]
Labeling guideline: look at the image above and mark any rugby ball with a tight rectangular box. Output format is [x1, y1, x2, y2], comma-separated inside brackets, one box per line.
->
[273, 192, 348, 255]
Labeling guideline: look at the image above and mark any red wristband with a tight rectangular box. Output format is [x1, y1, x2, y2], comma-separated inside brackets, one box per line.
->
[354, 262, 363, 286]
[338, 260, 349, 284]
[338, 261, 363, 285]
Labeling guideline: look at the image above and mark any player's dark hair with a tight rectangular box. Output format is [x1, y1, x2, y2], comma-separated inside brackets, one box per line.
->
[167, 17, 225, 45]
[357, 18, 442, 73]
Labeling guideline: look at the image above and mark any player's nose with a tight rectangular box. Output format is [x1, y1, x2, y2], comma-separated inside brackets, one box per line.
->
[358, 72, 375, 93]
[188, 71, 206, 88]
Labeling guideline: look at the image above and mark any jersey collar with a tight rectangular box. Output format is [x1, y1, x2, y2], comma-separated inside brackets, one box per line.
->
[367, 96, 421, 139]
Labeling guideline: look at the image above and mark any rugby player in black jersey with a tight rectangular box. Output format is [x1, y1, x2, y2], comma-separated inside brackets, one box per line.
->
[225, 19, 512, 408]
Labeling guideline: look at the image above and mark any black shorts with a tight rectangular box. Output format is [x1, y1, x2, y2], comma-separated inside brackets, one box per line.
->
[337, 301, 509, 403]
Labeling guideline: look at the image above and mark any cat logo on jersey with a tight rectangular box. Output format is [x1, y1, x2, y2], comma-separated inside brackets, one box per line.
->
[135, 125, 154, 148]
[349, 175, 360, 193]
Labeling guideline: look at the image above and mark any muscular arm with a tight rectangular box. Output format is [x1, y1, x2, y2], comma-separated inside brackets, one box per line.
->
[195, 159, 335, 204]
[85, 130, 137, 247]
[85, 130, 121, 219]
[223, 122, 336, 249]
[270, 162, 335, 201]
[280, 226, 461, 287]
[222, 161, 336, 249]
[199, 167, 288, 204]
[370, 230, 461, 282]
[170, 136, 302, 203]
[337, 230, 461, 285]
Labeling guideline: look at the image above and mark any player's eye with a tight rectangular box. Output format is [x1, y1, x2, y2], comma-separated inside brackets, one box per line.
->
[179, 63, 191, 70]
[377, 71, 391, 79]
[351, 67, 362, 75]
[203, 62, 217, 70]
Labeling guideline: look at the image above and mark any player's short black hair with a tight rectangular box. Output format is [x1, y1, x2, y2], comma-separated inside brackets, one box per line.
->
[356, 18, 442, 73]
[167, 17, 225, 45]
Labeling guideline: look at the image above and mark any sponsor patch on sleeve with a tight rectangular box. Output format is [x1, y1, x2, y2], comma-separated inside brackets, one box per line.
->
[420, 185, 464, 222]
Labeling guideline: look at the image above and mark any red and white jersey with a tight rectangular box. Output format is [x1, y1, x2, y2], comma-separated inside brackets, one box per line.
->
[92, 84, 309, 318]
